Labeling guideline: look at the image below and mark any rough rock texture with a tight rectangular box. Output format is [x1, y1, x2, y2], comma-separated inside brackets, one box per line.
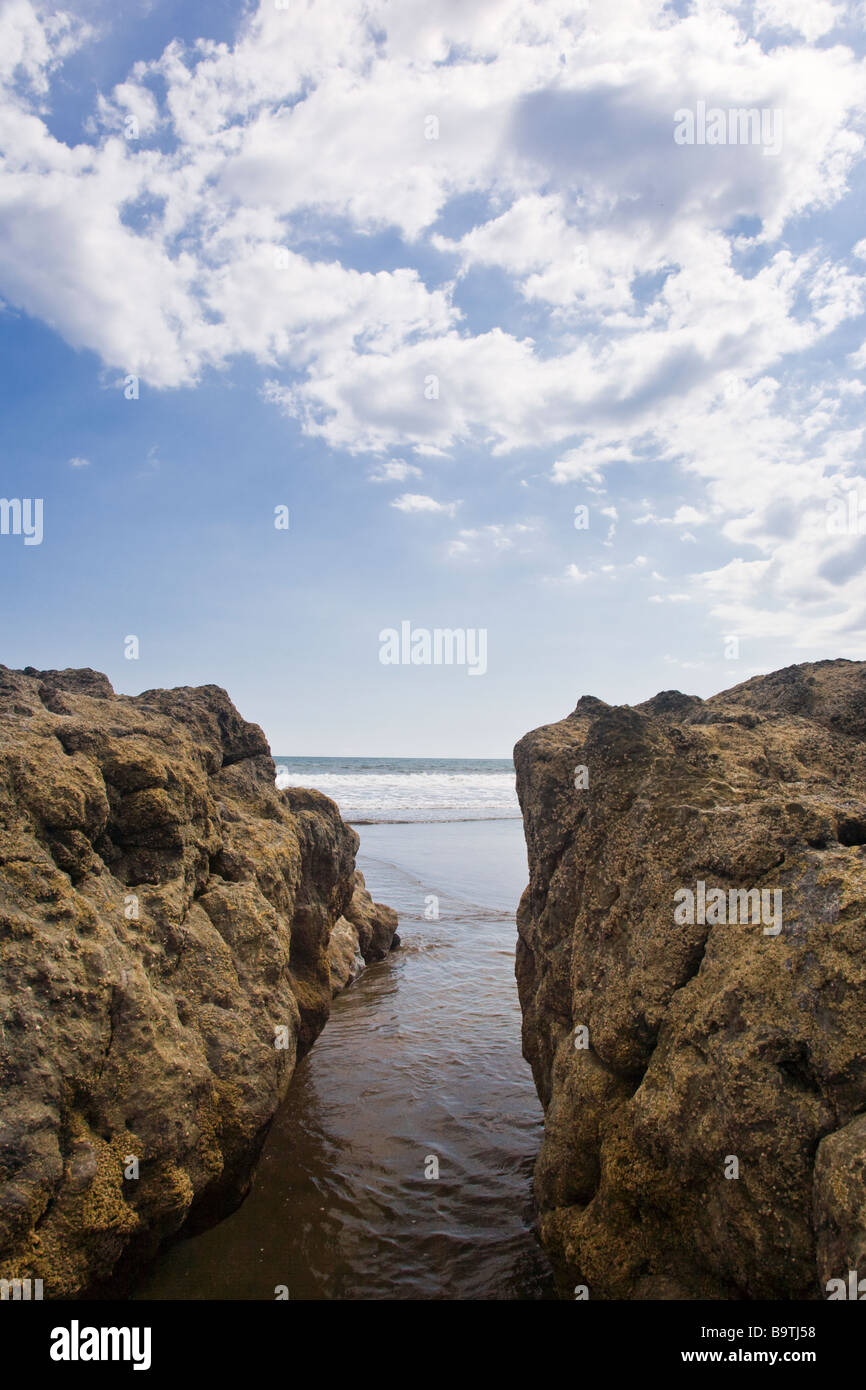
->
[345, 870, 399, 963]
[514, 660, 866, 1300]
[326, 873, 399, 996]
[327, 918, 365, 996]
[0, 666, 397, 1297]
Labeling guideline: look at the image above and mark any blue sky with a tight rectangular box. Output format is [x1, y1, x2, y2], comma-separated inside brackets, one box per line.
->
[1, 0, 865, 755]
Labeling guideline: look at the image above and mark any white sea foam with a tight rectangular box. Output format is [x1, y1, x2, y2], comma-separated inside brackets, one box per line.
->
[274, 763, 519, 822]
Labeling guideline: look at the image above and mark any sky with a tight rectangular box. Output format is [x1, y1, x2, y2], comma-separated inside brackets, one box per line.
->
[0, 0, 865, 755]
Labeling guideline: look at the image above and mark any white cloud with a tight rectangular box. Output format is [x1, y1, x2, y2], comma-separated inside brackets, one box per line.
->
[0, 1, 90, 101]
[367, 459, 423, 483]
[68, 456, 90, 468]
[1, 0, 861, 412]
[448, 520, 540, 560]
[391, 492, 461, 517]
[553, 442, 639, 486]
[753, 0, 847, 42]
[0, 0, 865, 650]
[663, 653, 709, 671]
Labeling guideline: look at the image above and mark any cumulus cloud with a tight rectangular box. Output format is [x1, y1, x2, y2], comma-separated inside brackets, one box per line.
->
[0, 1, 90, 100]
[1, 0, 866, 648]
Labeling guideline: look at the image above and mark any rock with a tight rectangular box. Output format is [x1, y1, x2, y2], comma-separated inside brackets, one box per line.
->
[0, 666, 397, 1297]
[325, 869, 400, 997]
[514, 658, 866, 1300]
[327, 918, 365, 996]
[344, 870, 399, 962]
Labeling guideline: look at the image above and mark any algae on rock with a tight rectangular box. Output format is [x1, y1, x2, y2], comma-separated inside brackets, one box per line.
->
[0, 666, 397, 1296]
[514, 660, 866, 1299]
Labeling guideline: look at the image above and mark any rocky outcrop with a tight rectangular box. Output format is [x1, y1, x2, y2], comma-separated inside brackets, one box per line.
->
[345, 870, 400, 963]
[327, 917, 365, 996]
[514, 659, 866, 1300]
[326, 873, 399, 997]
[0, 667, 397, 1297]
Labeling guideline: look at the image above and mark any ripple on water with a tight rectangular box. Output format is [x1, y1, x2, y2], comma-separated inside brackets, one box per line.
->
[135, 822, 555, 1301]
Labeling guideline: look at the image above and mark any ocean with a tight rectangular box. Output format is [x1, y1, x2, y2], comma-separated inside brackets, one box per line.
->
[135, 757, 553, 1300]
[273, 755, 521, 823]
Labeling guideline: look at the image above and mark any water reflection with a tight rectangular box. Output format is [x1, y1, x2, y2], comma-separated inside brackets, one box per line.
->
[135, 832, 554, 1301]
